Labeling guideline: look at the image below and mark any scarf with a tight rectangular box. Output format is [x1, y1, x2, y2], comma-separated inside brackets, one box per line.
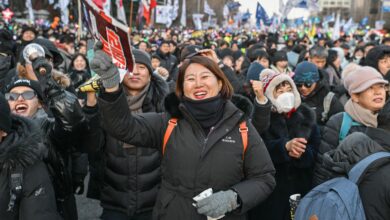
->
[125, 83, 150, 114]
[344, 99, 378, 128]
[182, 94, 225, 133]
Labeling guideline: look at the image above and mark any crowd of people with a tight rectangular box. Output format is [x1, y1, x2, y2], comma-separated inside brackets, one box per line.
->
[1, 21, 390, 220]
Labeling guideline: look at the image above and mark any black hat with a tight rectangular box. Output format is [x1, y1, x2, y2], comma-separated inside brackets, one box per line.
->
[21, 25, 38, 37]
[218, 48, 234, 60]
[33, 38, 64, 67]
[6, 79, 44, 101]
[272, 51, 288, 64]
[0, 94, 12, 133]
[180, 45, 202, 62]
[132, 49, 153, 75]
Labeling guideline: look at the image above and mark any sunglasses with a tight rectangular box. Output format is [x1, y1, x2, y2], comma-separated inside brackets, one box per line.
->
[296, 82, 313, 88]
[5, 91, 37, 101]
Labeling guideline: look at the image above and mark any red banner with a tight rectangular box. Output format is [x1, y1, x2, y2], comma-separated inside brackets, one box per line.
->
[82, 0, 134, 72]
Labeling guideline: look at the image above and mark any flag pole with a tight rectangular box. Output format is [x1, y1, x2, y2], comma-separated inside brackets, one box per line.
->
[77, 0, 82, 43]
[129, 0, 134, 32]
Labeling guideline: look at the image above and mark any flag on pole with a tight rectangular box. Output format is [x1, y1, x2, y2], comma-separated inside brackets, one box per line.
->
[204, 0, 215, 16]
[256, 2, 271, 26]
[180, 0, 186, 26]
[60, 0, 70, 25]
[172, 0, 179, 19]
[26, 0, 34, 23]
[332, 13, 340, 40]
[115, 0, 127, 24]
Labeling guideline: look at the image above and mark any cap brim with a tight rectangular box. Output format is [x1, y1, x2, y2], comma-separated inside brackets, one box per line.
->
[351, 79, 389, 94]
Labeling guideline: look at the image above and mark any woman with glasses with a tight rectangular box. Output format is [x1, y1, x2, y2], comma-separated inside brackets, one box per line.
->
[314, 66, 389, 185]
[0, 94, 61, 220]
[249, 69, 320, 220]
[293, 61, 343, 130]
[90, 47, 276, 220]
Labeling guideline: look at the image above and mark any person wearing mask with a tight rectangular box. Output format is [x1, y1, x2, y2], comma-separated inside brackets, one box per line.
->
[83, 49, 169, 220]
[271, 50, 293, 76]
[90, 48, 276, 219]
[294, 61, 343, 130]
[7, 55, 86, 220]
[314, 66, 388, 185]
[0, 94, 61, 220]
[351, 46, 365, 64]
[249, 69, 320, 220]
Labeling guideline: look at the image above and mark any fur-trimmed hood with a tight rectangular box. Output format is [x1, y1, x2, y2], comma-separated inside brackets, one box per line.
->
[0, 115, 46, 171]
[268, 103, 316, 139]
[164, 93, 253, 120]
[17, 64, 71, 88]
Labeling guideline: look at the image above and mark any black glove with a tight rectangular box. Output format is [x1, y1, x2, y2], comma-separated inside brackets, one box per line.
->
[196, 190, 239, 218]
[32, 56, 52, 79]
[90, 42, 120, 89]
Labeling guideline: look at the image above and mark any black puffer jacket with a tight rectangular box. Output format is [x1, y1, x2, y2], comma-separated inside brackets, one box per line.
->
[301, 80, 344, 129]
[318, 131, 390, 220]
[0, 115, 61, 220]
[84, 75, 169, 216]
[313, 112, 367, 185]
[32, 80, 86, 220]
[97, 91, 276, 220]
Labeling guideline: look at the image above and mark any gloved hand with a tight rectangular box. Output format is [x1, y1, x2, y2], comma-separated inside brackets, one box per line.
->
[32, 56, 52, 79]
[196, 190, 239, 218]
[89, 42, 120, 89]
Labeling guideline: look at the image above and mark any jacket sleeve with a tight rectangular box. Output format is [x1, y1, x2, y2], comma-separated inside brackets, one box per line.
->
[261, 132, 291, 164]
[97, 89, 166, 149]
[251, 99, 271, 135]
[19, 162, 61, 220]
[231, 122, 276, 214]
[80, 105, 106, 154]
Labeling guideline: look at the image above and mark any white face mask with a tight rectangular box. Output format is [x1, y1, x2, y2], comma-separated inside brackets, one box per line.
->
[275, 92, 295, 113]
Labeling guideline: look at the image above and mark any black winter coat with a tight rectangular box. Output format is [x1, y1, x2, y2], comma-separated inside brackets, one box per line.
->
[155, 50, 178, 81]
[0, 115, 60, 220]
[250, 104, 320, 220]
[313, 112, 367, 186]
[318, 131, 390, 220]
[97, 91, 276, 220]
[301, 80, 344, 129]
[84, 75, 169, 216]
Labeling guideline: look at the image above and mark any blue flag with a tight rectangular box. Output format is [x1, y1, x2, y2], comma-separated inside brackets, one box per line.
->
[242, 10, 251, 22]
[360, 17, 368, 26]
[256, 2, 271, 26]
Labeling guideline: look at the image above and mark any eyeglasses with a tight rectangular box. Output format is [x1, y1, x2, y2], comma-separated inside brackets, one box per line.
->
[296, 82, 313, 88]
[5, 91, 37, 101]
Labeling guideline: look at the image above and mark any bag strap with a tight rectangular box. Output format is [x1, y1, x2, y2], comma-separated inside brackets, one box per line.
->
[239, 121, 248, 160]
[7, 166, 23, 212]
[162, 119, 249, 160]
[321, 91, 335, 122]
[162, 118, 178, 155]
[348, 152, 390, 183]
[339, 112, 362, 141]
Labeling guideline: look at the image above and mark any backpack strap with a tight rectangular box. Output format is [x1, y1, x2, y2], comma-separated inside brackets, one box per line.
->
[239, 121, 248, 160]
[348, 152, 390, 183]
[162, 119, 249, 160]
[321, 92, 335, 122]
[162, 118, 178, 155]
[7, 166, 23, 212]
[339, 112, 362, 141]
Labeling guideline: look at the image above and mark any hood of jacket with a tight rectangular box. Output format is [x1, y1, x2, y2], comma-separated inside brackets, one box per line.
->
[0, 115, 46, 171]
[322, 132, 385, 177]
[164, 93, 253, 121]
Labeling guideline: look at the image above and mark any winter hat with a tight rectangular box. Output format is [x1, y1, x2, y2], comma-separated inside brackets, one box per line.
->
[272, 50, 288, 65]
[21, 26, 37, 38]
[343, 66, 388, 95]
[218, 48, 234, 60]
[341, 63, 360, 80]
[0, 94, 12, 133]
[132, 49, 153, 75]
[180, 45, 202, 62]
[6, 79, 44, 101]
[260, 69, 301, 110]
[246, 62, 265, 82]
[294, 61, 320, 83]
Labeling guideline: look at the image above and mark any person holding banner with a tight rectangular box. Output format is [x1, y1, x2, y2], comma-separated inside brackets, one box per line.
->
[90, 45, 275, 219]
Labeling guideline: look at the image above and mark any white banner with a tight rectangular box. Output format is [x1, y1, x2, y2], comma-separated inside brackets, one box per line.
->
[155, 5, 171, 24]
[192, 13, 204, 30]
[204, 0, 215, 16]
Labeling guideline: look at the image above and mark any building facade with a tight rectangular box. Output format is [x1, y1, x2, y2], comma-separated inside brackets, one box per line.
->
[318, 0, 351, 19]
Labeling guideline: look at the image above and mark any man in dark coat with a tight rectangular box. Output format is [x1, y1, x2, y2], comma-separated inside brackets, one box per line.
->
[0, 94, 61, 220]
[83, 49, 169, 219]
[293, 61, 343, 130]
[155, 40, 178, 81]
